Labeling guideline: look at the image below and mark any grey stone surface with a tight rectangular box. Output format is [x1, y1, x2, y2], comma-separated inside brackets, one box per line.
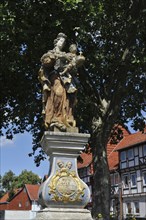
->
[38, 132, 92, 218]
[38, 132, 91, 209]
[40, 131, 90, 156]
[35, 208, 93, 220]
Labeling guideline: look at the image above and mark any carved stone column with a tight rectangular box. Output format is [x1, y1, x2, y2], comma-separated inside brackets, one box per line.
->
[36, 131, 93, 220]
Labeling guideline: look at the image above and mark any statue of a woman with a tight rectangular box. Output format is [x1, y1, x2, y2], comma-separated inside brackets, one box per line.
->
[38, 33, 85, 132]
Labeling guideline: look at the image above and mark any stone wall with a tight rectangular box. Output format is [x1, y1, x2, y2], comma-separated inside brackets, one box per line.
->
[0, 210, 36, 220]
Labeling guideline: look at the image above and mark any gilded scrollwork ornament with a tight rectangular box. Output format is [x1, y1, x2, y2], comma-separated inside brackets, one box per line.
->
[48, 160, 85, 202]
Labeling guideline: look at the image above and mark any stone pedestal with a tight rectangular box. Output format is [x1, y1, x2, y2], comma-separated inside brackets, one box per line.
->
[36, 131, 93, 220]
[36, 208, 93, 220]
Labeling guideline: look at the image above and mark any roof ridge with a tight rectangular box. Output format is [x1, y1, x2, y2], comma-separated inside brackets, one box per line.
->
[108, 136, 126, 158]
[115, 131, 146, 151]
[108, 146, 117, 158]
[25, 184, 32, 201]
[25, 184, 40, 201]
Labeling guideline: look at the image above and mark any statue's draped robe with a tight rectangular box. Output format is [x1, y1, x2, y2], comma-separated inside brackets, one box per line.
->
[41, 50, 75, 130]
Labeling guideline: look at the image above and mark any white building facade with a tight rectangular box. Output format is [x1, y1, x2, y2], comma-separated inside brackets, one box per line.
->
[117, 134, 146, 219]
[78, 129, 146, 220]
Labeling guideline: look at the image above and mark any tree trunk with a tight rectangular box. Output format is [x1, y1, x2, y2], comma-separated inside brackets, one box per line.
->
[91, 126, 111, 220]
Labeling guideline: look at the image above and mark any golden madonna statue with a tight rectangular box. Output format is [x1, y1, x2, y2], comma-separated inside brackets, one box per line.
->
[38, 33, 85, 132]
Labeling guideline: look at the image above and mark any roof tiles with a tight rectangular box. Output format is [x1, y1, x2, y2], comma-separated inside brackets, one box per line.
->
[25, 184, 40, 201]
[115, 131, 146, 151]
[77, 128, 146, 171]
[0, 188, 22, 203]
[77, 152, 92, 169]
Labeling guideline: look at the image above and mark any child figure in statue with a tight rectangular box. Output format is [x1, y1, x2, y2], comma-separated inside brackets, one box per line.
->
[60, 44, 85, 94]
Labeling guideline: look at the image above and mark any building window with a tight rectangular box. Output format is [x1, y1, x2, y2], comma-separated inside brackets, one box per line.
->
[83, 176, 90, 183]
[126, 202, 131, 214]
[87, 167, 91, 175]
[123, 175, 129, 188]
[143, 171, 146, 186]
[114, 173, 119, 185]
[26, 201, 29, 207]
[110, 173, 119, 186]
[110, 174, 114, 186]
[121, 151, 126, 161]
[82, 168, 87, 177]
[78, 169, 82, 177]
[78, 168, 86, 178]
[128, 149, 133, 160]
[131, 173, 137, 187]
[134, 201, 139, 214]
[143, 145, 146, 156]
[18, 202, 22, 207]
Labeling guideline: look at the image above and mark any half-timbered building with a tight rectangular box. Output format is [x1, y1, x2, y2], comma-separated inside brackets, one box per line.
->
[77, 128, 146, 219]
[115, 130, 146, 219]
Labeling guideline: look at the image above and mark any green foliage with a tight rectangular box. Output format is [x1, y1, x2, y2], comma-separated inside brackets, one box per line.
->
[2, 170, 16, 191]
[7, 189, 15, 202]
[126, 214, 136, 220]
[1, 169, 41, 200]
[0, 190, 5, 199]
[15, 170, 41, 188]
[96, 213, 103, 219]
[1, 1, 146, 217]
[1, 0, 145, 163]
[0, 175, 5, 198]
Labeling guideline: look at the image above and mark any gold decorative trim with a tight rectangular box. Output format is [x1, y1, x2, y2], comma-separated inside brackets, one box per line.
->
[48, 160, 85, 202]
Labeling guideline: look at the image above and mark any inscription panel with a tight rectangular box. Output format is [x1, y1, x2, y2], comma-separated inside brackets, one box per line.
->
[56, 176, 77, 196]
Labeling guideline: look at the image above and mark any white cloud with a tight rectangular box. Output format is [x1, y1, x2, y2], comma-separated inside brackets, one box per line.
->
[0, 136, 14, 147]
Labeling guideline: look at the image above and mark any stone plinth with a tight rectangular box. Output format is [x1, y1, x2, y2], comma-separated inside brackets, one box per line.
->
[40, 131, 90, 156]
[36, 132, 93, 220]
[36, 208, 93, 220]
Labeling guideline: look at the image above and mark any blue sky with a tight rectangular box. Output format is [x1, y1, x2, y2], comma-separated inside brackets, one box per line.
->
[0, 132, 49, 179]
